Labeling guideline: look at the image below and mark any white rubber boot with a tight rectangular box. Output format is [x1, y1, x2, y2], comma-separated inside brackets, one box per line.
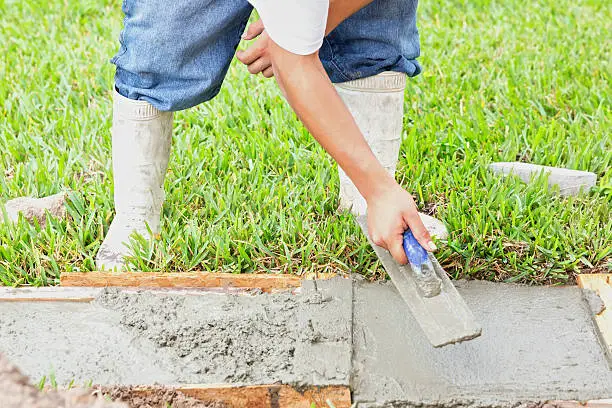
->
[335, 71, 406, 216]
[96, 90, 173, 270]
[335, 73, 449, 241]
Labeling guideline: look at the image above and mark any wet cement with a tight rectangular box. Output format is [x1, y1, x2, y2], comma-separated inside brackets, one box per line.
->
[1, 277, 610, 407]
[0, 278, 352, 387]
[352, 279, 612, 407]
[582, 288, 606, 315]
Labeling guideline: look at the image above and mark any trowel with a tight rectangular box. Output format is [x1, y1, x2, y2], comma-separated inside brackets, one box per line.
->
[356, 216, 482, 347]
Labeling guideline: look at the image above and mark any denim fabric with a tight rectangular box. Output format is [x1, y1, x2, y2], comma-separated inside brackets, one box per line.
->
[320, 0, 421, 83]
[112, 0, 420, 111]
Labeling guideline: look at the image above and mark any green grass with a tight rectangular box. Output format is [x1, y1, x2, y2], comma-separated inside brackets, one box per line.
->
[0, 0, 610, 286]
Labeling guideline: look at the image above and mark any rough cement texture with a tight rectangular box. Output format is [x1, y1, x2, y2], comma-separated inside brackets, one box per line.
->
[488, 162, 597, 196]
[0, 354, 125, 408]
[0, 277, 352, 387]
[352, 279, 612, 407]
[96, 278, 352, 386]
[1, 192, 67, 226]
[583, 288, 606, 315]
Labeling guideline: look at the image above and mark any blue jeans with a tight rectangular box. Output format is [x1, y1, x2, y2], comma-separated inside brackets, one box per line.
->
[112, 0, 420, 112]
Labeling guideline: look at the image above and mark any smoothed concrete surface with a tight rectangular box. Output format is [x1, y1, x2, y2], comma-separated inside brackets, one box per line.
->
[352, 279, 612, 407]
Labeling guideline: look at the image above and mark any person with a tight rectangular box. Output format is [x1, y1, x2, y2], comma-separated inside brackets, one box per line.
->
[96, 0, 436, 271]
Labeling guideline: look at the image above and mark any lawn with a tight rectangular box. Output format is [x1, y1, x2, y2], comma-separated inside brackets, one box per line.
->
[0, 0, 610, 286]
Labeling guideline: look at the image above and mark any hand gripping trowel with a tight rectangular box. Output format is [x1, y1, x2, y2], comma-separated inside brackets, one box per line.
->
[356, 216, 482, 347]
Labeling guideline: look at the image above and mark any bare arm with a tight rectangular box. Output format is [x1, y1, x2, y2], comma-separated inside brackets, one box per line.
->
[237, 0, 436, 263]
[267, 42, 435, 264]
[237, 0, 374, 78]
[270, 48, 393, 204]
[324, 0, 372, 34]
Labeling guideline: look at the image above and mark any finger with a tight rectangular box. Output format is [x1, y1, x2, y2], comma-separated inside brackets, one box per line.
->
[404, 212, 436, 252]
[370, 232, 384, 248]
[388, 236, 409, 265]
[236, 43, 264, 65]
[262, 66, 274, 78]
[242, 19, 265, 40]
[247, 58, 270, 75]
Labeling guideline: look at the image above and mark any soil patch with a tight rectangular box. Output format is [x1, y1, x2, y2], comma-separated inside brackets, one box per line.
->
[0, 353, 124, 408]
[100, 386, 225, 408]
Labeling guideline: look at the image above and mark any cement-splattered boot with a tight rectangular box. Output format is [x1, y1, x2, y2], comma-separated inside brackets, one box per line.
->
[96, 90, 173, 270]
[335, 72, 449, 240]
[335, 71, 406, 216]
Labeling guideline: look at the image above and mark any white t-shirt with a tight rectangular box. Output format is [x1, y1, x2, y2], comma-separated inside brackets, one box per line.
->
[248, 0, 329, 55]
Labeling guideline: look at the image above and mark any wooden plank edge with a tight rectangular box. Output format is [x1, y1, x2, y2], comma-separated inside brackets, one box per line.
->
[97, 384, 352, 408]
[544, 400, 612, 408]
[60, 271, 340, 292]
[577, 274, 612, 367]
[0, 287, 102, 302]
[1, 271, 344, 301]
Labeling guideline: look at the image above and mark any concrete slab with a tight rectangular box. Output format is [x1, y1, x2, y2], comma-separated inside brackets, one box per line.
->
[1, 277, 610, 407]
[351, 279, 612, 407]
[488, 162, 597, 196]
[0, 277, 353, 387]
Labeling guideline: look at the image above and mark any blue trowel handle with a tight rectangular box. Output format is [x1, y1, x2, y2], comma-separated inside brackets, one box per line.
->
[402, 230, 429, 266]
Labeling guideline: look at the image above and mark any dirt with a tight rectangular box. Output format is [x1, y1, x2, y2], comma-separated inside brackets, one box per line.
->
[0, 353, 225, 408]
[100, 386, 226, 408]
[0, 353, 125, 408]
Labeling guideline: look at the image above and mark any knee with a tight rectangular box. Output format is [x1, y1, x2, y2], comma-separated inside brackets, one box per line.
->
[113, 52, 224, 112]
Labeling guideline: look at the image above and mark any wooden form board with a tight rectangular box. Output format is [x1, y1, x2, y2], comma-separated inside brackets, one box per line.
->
[545, 400, 612, 408]
[101, 384, 351, 408]
[1, 271, 340, 302]
[0, 287, 102, 302]
[60, 271, 338, 292]
[577, 274, 612, 365]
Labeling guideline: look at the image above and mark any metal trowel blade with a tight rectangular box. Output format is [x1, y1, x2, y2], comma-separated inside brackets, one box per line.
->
[356, 216, 482, 347]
